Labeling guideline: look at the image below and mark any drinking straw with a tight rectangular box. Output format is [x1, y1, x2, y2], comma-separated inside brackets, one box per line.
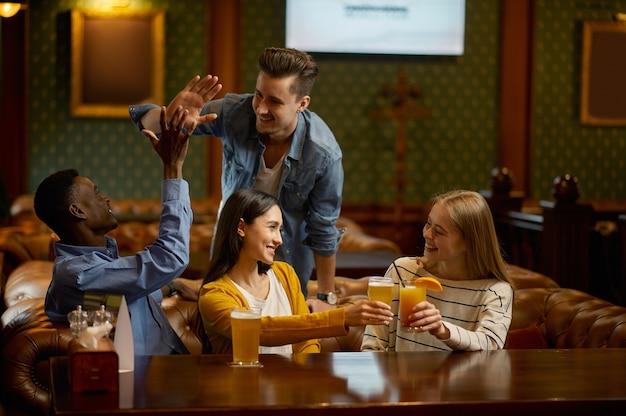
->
[392, 262, 406, 287]
[393, 258, 428, 287]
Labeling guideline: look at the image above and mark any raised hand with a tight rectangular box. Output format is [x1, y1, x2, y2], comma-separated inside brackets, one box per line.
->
[166, 74, 223, 130]
[142, 106, 197, 179]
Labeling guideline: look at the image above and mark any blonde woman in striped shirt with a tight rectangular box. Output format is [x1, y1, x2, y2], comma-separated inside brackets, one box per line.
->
[362, 190, 513, 352]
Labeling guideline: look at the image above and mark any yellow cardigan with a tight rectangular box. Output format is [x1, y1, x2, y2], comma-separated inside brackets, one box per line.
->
[198, 261, 348, 354]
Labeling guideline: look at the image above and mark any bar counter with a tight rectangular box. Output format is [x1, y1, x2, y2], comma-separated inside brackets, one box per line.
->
[51, 349, 626, 415]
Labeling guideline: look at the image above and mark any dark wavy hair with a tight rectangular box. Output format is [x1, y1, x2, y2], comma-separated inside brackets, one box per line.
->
[33, 168, 79, 234]
[258, 47, 318, 98]
[202, 189, 280, 285]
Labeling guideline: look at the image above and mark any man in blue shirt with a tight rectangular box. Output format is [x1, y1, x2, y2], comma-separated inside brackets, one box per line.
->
[129, 48, 343, 305]
[35, 97, 221, 355]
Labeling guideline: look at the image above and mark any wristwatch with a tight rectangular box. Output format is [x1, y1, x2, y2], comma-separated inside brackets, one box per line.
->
[317, 291, 338, 305]
[167, 282, 179, 297]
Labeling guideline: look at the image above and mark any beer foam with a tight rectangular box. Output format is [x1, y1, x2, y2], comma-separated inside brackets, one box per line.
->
[369, 281, 394, 287]
[231, 310, 261, 319]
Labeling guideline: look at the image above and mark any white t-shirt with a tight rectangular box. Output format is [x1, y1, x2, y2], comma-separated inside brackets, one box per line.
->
[253, 153, 285, 197]
[233, 269, 293, 354]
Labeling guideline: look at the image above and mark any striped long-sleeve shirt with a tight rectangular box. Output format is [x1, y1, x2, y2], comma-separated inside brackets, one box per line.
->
[361, 256, 513, 352]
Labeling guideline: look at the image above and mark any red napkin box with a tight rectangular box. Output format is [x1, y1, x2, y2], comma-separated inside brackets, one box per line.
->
[68, 337, 119, 393]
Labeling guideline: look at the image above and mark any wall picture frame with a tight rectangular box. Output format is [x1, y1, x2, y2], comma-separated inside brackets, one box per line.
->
[70, 9, 164, 118]
[580, 21, 626, 126]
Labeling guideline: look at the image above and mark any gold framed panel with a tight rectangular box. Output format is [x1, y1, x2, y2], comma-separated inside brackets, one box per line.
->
[70, 9, 164, 118]
[580, 21, 626, 126]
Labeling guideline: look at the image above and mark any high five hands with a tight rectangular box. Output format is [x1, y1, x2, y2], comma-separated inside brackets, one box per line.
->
[166, 75, 223, 131]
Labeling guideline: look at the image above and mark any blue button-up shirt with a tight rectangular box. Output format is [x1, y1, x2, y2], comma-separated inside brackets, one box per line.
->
[129, 94, 344, 289]
[45, 179, 192, 355]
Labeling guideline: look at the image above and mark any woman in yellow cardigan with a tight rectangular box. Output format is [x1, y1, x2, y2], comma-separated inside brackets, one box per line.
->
[198, 189, 393, 354]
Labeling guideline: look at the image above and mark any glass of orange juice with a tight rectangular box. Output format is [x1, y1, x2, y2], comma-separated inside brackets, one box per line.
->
[367, 276, 394, 306]
[399, 279, 427, 328]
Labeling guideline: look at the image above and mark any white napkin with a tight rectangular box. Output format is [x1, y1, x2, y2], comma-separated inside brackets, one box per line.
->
[77, 323, 113, 349]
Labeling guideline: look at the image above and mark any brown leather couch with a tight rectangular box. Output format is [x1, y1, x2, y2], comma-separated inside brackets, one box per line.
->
[3, 260, 626, 415]
[508, 286, 626, 348]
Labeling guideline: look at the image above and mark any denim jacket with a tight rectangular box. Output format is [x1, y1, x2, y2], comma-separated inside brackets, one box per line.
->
[129, 94, 343, 287]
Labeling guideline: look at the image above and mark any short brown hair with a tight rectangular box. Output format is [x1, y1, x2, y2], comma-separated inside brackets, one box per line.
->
[258, 47, 318, 98]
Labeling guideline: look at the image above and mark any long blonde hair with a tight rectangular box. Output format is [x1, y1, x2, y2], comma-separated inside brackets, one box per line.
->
[423, 190, 511, 284]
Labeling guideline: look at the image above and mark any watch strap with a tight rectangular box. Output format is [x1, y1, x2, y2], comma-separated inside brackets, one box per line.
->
[317, 293, 329, 301]
[167, 282, 178, 297]
[316, 292, 337, 304]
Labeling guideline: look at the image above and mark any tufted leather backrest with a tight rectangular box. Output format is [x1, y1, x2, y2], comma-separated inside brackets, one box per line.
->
[161, 298, 204, 355]
[505, 264, 560, 290]
[1, 231, 34, 286]
[3, 260, 52, 310]
[0, 300, 73, 416]
[512, 287, 626, 348]
[336, 217, 402, 254]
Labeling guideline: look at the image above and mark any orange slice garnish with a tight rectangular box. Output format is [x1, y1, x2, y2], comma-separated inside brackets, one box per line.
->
[415, 277, 443, 291]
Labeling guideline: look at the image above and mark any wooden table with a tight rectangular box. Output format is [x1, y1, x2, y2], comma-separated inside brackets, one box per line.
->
[51, 349, 626, 415]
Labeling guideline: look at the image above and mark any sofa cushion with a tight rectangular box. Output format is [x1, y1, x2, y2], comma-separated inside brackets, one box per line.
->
[505, 264, 559, 290]
[161, 298, 204, 355]
[2, 298, 44, 327]
[0, 304, 73, 416]
[505, 326, 548, 349]
[512, 287, 626, 348]
[3, 260, 52, 310]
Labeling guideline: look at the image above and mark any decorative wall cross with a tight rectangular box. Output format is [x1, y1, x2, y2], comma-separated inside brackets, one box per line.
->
[370, 66, 433, 244]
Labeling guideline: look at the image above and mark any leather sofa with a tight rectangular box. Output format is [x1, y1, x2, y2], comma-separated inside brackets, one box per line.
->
[3, 260, 626, 415]
[508, 286, 626, 348]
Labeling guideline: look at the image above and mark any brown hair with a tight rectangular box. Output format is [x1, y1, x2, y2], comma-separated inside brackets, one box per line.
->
[258, 47, 318, 98]
[424, 190, 511, 284]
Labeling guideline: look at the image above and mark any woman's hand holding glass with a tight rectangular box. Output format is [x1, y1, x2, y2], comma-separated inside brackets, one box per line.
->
[399, 276, 445, 334]
[343, 299, 393, 326]
[403, 301, 450, 339]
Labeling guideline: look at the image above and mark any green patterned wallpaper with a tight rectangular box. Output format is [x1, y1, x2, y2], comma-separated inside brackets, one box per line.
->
[27, 1, 625, 204]
[241, 0, 501, 203]
[28, 0, 209, 200]
[27, 0, 501, 204]
[532, 0, 626, 201]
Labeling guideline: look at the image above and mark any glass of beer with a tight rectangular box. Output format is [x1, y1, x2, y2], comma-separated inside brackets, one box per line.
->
[230, 306, 262, 366]
[399, 279, 427, 328]
[367, 276, 394, 306]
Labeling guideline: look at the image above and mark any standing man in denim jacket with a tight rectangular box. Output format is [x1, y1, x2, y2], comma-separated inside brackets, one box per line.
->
[129, 47, 343, 306]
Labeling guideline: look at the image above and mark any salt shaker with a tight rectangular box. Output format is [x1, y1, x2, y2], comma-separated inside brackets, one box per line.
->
[67, 305, 89, 338]
[92, 304, 113, 336]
